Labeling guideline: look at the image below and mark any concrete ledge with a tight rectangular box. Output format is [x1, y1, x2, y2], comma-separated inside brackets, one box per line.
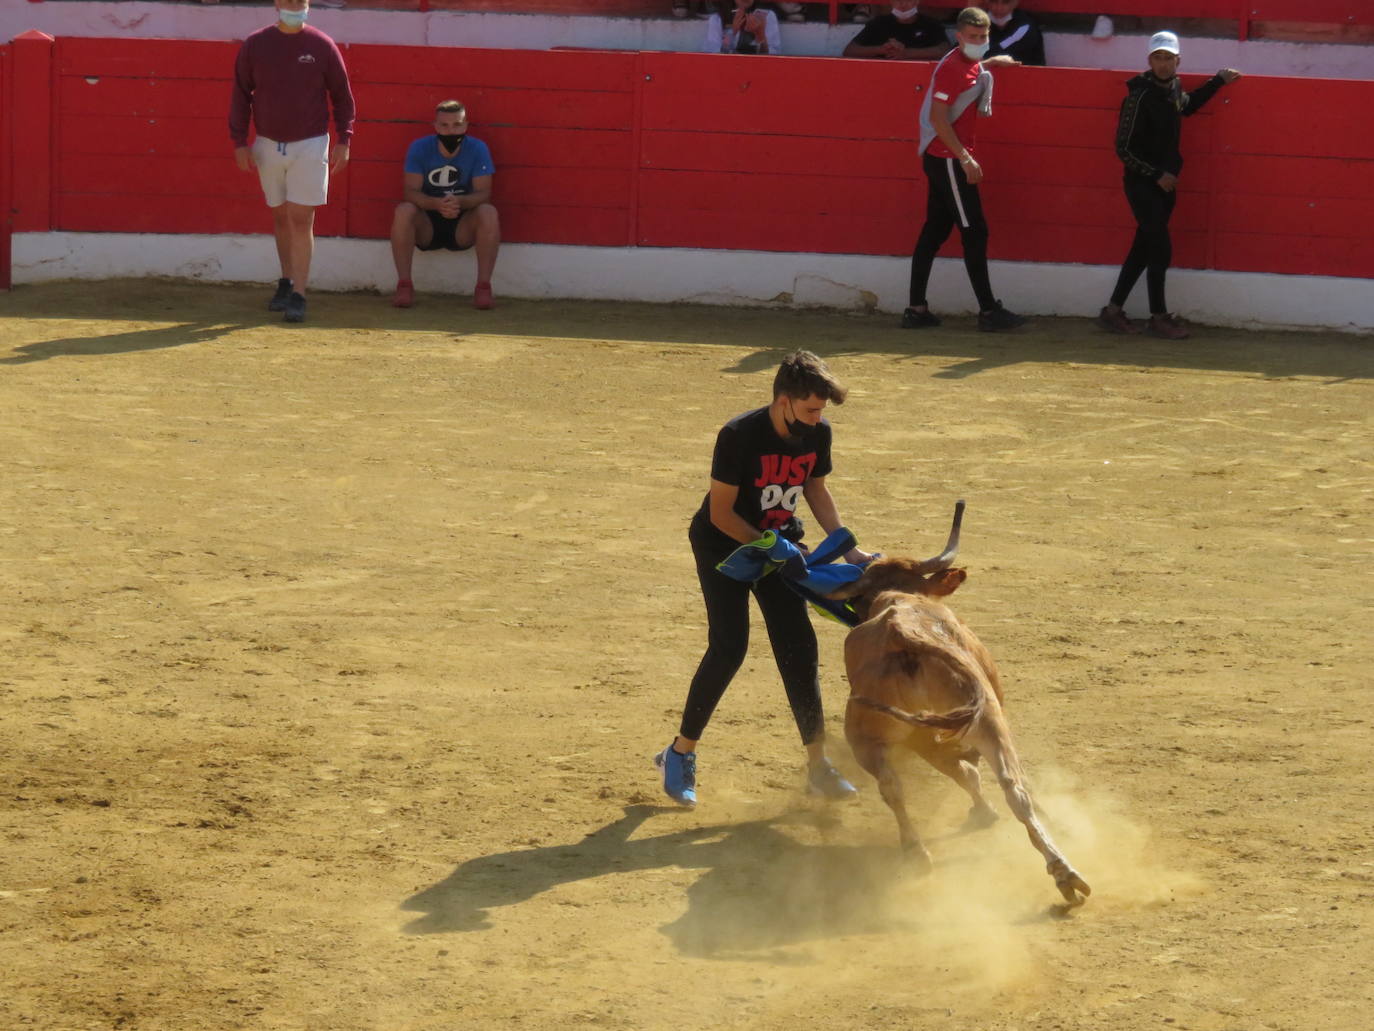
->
[13, 231, 1371, 334]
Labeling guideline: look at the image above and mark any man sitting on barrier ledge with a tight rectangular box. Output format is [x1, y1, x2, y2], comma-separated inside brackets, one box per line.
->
[842, 0, 949, 60]
[389, 100, 501, 311]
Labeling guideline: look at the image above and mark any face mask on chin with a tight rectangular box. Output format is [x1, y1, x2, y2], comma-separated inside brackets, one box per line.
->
[278, 8, 308, 27]
[782, 400, 816, 444]
[892, 6, 921, 21]
[961, 40, 989, 60]
[990, 11, 1013, 26]
[436, 133, 465, 151]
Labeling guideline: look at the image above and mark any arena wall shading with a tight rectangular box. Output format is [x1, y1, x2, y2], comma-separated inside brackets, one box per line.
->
[3, 33, 1371, 283]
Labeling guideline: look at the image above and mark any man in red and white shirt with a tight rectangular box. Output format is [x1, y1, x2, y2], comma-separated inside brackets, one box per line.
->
[229, 0, 355, 323]
[903, 6, 1025, 333]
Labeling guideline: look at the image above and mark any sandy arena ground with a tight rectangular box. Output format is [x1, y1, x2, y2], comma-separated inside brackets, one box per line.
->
[1, 279, 1371, 1031]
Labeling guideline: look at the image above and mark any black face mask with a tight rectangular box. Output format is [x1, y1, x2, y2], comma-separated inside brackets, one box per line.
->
[783, 399, 815, 443]
[437, 133, 465, 152]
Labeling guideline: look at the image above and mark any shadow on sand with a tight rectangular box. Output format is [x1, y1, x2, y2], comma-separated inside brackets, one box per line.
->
[3, 280, 1369, 381]
[401, 803, 919, 957]
[0, 320, 244, 364]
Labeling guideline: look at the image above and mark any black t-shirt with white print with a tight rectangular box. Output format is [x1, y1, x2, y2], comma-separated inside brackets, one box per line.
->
[690, 406, 833, 556]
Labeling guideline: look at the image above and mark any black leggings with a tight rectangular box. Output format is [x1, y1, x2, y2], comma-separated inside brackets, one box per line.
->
[909, 151, 995, 312]
[679, 532, 823, 745]
[1110, 173, 1178, 314]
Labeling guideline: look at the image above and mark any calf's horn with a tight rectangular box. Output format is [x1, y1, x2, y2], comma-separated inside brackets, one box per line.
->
[912, 499, 964, 574]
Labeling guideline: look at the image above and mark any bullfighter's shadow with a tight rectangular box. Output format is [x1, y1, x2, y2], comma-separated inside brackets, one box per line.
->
[0, 320, 242, 364]
[401, 803, 909, 956]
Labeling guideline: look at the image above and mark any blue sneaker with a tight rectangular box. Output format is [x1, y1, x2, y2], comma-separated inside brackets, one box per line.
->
[654, 745, 697, 807]
[808, 760, 858, 801]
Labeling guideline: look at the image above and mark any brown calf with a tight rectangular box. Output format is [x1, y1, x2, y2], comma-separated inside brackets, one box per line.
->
[829, 502, 1091, 905]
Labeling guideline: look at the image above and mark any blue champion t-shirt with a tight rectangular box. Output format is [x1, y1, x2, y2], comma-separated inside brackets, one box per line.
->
[403, 135, 495, 199]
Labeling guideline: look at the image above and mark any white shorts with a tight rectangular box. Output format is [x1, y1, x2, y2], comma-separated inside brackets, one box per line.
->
[252, 133, 329, 208]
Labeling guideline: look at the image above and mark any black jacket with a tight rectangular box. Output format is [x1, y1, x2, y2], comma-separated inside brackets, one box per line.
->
[988, 11, 1045, 66]
[1114, 72, 1224, 180]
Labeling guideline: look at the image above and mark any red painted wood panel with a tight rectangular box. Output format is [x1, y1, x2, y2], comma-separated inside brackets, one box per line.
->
[1211, 78, 1374, 160]
[345, 45, 637, 92]
[11, 32, 55, 233]
[351, 82, 635, 131]
[55, 37, 237, 80]
[62, 116, 237, 159]
[1248, 2, 1374, 24]
[59, 75, 232, 119]
[0, 43, 11, 289]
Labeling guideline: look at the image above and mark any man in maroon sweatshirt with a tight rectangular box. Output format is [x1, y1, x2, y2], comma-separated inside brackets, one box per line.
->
[229, 0, 355, 323]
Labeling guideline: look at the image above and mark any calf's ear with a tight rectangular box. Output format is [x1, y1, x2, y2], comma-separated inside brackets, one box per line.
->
[927, 568, 967, 596]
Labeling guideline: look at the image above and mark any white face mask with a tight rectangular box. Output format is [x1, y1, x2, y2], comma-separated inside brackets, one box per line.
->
[279, 7, 308, 26]
[990, 11, 1013, 26]
[892, 5, 920, 21]
[961, 40, 989, 60]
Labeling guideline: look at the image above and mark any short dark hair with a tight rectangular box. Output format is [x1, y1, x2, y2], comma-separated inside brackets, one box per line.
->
[958, 6, 991, 28]
[773, 350, 847, 404]
[435, 99, 466, 116]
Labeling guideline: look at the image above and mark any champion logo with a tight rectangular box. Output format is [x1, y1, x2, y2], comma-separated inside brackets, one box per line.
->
[298, 54, 316, 64]
[427, 165, 462, 189]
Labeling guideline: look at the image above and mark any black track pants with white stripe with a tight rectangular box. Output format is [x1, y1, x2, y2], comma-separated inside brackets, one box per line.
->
[909, 151, 996, 311]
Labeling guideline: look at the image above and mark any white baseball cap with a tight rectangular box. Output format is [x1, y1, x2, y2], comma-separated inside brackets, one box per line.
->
[1148, 30, 1180, 56]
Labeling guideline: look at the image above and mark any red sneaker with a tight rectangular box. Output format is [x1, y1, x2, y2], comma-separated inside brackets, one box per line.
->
[391, 281, 414, 308]
[1148, 313, 1190, 340]
[1096, 305, 1140, 335]
[473, 281, 494, 310]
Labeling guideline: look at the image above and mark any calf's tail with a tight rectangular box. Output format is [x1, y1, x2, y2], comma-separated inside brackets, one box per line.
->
[848, 695, 981, 732]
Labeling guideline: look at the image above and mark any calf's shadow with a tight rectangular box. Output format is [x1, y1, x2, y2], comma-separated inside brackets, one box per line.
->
[401, 803, 909, 957]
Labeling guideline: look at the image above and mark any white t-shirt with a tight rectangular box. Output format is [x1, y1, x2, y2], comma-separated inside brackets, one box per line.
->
[704, 9, 782, 55]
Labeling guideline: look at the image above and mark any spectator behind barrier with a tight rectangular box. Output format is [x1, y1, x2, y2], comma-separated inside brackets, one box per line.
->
[1096, 31, 1241, 339]
[705, 1, 783, 54]
[842, 0, 950, 60]
[902, 6, 1027, 333]
[389, 100, 501, 312]
[229, 0, 355, 325]
[981, 0, 1044, 66]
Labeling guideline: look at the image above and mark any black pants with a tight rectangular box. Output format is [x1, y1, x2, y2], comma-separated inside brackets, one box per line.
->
[679, 526, 823, 745]
[909, 151, 995, 311]
[1110, 173, 1177, 314]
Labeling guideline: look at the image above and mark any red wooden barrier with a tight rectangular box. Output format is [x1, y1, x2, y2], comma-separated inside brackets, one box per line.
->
[0, 41, 11, 290]
[10, 31, 54, 235]
[6, 36, 1374, 280]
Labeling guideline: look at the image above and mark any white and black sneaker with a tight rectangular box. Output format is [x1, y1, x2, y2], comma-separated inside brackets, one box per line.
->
[978, 301, 1028, 333]
[268, 278, 293, 312]
[283, 291, 307, 324]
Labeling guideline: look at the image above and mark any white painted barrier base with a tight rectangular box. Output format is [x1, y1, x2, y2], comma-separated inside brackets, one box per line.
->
[12, 231, 1372, 334]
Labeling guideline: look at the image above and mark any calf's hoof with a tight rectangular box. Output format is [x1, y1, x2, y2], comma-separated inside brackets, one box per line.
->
[900, 842, 934, 874]
[962, 805, 998, 831]
[1051, 863, 1092, 906]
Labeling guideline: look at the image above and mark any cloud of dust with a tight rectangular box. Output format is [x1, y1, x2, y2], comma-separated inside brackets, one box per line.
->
[1028, 764, 1206, 909]
[658, 766, 1202, 1005]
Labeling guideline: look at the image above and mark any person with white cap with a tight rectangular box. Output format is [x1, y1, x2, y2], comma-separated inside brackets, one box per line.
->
[1097, 31, 1240, 339]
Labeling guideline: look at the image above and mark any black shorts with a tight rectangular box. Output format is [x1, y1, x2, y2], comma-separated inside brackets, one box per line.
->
[418, 208, 473, 252]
